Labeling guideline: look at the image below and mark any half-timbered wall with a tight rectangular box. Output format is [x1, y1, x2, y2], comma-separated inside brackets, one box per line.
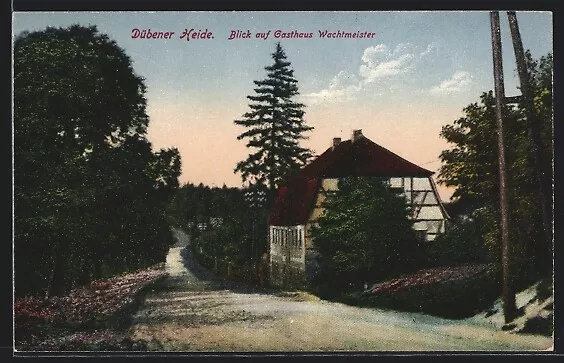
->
[268, 176, 448, 287]
[389, 176, 448, 241]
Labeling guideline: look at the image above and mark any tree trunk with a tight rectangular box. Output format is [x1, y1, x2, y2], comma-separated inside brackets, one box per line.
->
[93, 259, 102, 280]
[46, 241, 67, 298]
[490, 11, 518, 323]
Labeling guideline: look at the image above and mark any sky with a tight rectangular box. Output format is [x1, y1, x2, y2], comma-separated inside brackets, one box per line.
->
[12, 11, 553, 201]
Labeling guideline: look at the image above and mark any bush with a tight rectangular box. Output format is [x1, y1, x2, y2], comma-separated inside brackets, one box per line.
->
[311, 177, 423, 297]
[344, 264, 501, 319]
[15, 264, 167, 349]
[424, 217, 487, 267]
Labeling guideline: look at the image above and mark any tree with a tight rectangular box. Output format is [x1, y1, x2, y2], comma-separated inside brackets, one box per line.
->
[311, 177, 421, 296]
[437, 52, 553, 287]
[168, 183, 268, 265]
[234, 42, 314, 194]
[507, 12, 552, 250]
[14, 25, 181, 297]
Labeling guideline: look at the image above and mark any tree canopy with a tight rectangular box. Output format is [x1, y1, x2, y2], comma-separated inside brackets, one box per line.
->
[14, 25, 181, 297]
[437, 51, 553, 284]
[167, 183, 268, 264]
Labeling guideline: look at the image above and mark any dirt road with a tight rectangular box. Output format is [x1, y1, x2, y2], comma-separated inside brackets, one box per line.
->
[128, 229, 552, 352]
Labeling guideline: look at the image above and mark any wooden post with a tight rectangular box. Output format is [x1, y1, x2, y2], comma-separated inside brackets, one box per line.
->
[490, 11, 517, 323]
[410, 177, 414, 215]
[507, 11, 553, 256]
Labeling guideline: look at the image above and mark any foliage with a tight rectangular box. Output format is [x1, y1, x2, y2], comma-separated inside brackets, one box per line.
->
[364, 263, 492, 295]
[437, 52, 553, 285]
[13, 25, 181, 297]
[344, 264, 501, 319]
[15, 264, 166, 350]
[23, 331, 148, 351]
[15, 264, 167, 329]
[424, 217, 488, 267]
[167, 183, 270, 268]
[234, 42, 314, 193]
[311, 177, 422, 296]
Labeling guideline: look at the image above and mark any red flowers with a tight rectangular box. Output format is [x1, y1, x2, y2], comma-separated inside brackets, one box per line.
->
[15, 264, 167, 350]
[366, 264, 491, 295]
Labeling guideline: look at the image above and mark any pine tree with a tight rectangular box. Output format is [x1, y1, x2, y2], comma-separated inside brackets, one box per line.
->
[234, 42, 314, 194]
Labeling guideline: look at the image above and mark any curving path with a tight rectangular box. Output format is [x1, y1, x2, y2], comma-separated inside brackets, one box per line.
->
[128, 228, 553, 352]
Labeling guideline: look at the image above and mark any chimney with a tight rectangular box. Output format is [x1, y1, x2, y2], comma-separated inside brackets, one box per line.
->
[352, 129, 364, 143]
[332, 137, 341, 150]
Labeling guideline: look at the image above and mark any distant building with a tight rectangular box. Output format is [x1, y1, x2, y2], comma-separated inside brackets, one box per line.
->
[268, 129, 450, 288]
[190, 217, 224, 232]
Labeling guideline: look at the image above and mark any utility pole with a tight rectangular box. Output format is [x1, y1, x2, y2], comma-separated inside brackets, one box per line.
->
[507, 11, 553, 256]
[490, 11, 517, 323]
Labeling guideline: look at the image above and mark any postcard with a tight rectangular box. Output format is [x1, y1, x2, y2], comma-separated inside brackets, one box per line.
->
[12, 10, 555, 354]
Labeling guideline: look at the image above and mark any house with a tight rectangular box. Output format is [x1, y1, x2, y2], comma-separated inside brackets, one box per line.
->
[267, 129, 450, 288]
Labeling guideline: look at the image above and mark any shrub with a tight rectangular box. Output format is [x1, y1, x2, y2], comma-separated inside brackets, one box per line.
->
[311, 177, 423, 297]
[345, 264, 501, 319]
[424, 217, 487, 267]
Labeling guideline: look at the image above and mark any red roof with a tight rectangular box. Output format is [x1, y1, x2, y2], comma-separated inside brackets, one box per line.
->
[268, 177, 319, 226]
[268, 135, 434, 226]
[297, 136, 433, 179]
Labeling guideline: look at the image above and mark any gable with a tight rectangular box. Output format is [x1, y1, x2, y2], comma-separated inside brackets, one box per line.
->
[268, 134, 437, 227]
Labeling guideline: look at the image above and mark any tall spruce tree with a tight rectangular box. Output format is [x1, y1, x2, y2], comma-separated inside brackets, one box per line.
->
[234, 42, 314, 194]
